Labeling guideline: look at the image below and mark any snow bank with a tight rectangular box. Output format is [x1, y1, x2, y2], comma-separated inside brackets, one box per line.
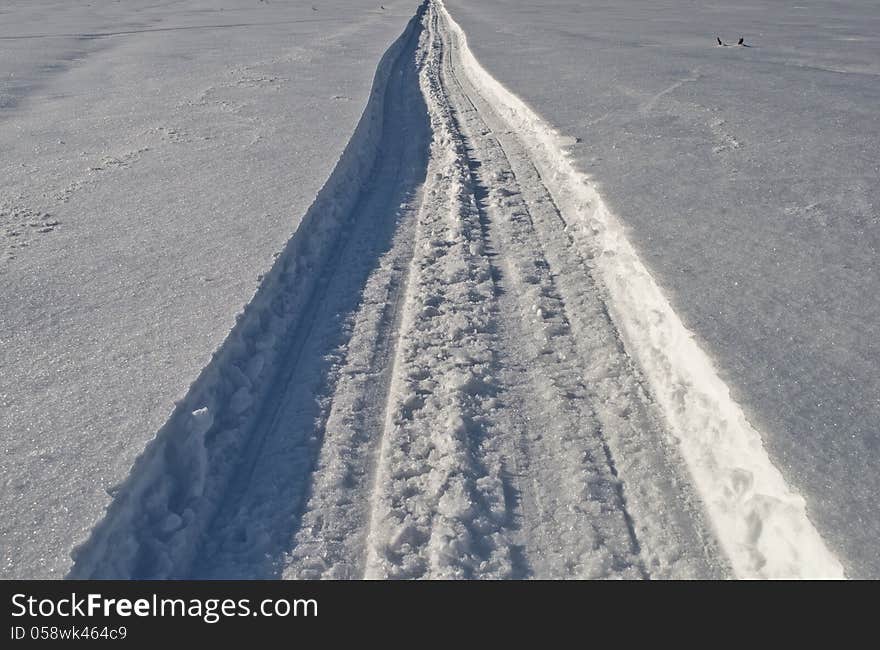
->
[437, 0, 844, 579]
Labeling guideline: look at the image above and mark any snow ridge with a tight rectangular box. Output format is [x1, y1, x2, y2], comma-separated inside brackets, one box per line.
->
[435, 0, 844, 579]
[67, 4, 428, 579]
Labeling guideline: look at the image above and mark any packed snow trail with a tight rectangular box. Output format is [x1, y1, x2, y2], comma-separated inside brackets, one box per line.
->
[192, 11, 430, 579]
[70, 0, 844, 579]
[356, 6, 721, 580]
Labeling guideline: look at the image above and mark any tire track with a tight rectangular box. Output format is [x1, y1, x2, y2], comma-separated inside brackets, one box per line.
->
[361, 12, 516, 579]
[193, 17, 431, 579]
[438, 12, 725, 578]
[438, 9, 645, 579]
[280, 39, 430, 581]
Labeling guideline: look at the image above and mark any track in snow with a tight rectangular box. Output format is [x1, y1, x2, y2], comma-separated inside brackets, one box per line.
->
[355, 7, 722, 580]
[69, 1, 842, 580]
[191, 15, 430, 578]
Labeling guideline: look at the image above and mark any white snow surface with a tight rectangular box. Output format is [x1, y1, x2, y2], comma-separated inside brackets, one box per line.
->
[0, 0, 420, 579]
[444, 0, 879, 578]
[2, 0, 872, 580]
[438, 0, 843, 579]
[69, 1, 727, 580]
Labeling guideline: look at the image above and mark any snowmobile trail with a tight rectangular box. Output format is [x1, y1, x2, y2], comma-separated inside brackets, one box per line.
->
[356, 4, 721, 579]
[191, 22, 430, 579]
[70, 0, 845, 580]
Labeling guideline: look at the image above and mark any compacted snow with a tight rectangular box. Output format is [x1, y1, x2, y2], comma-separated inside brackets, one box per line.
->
[2, 0, 875, 579]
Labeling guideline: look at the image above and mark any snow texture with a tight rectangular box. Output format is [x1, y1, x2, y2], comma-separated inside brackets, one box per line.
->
[69, 0, 839, 580]
[444, 0, 877, 578]
[0, 0, 421, 579]
[3, 0, 871, 579]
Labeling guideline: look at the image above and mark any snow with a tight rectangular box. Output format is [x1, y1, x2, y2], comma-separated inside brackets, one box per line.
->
[2, 0, 874, 580]
[68, 0, 726, 580]
[443, 0, 879, 578]
[0, 0, 420, 579]
[440, 0, 841, 578]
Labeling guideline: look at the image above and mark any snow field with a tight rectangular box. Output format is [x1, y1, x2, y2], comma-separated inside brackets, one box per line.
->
[67, 0, 845, 579]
